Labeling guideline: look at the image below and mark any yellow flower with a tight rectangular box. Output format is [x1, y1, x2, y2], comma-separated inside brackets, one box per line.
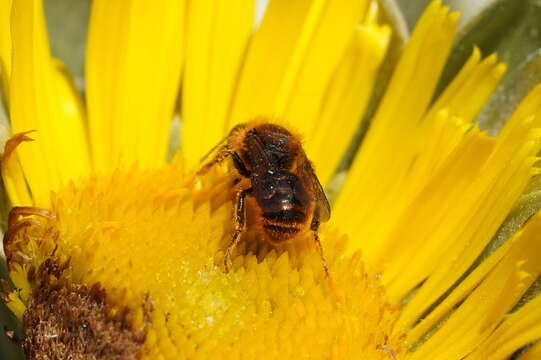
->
[1, 0, 541, 359]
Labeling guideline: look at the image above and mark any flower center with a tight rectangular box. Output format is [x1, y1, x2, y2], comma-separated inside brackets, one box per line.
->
[5, 162, 406, 359]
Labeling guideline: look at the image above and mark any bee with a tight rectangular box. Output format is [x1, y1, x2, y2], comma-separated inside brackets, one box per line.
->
[197, 121, 331, 275]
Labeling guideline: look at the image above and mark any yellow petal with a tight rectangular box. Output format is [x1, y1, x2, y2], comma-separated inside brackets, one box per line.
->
[385, 121, 541, 301]
[228, 0, 317, 127]
[273, 0, 370, 138]
[404, 226, 517, 343]
[378, 126, 493, 295]
[182, 0, 254, 167]
[1, 131, 33, 206]
[0, 0, 12, 101]
[387, 49, 504, 200]
[86, 0, 185, 171]
[49, 60, 90, 183]
[519, 341, 541, 360]
[3, 290, 26, 320]
[10, 0, 88, 206]
[229, 0, 369, 138]
[10, 0, 55, 206]
[389, 84, 541, 309]
[306, 2, 391, 185]
[426, 50, 506, 124]
[465, 294, 541, 359]
[334, 0, 458, 260]
[406, 212, 541, 360]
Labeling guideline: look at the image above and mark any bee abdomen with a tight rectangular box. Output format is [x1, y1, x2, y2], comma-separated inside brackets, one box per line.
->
[262, 210, 306, 223]
[263, 224, 301, 235]
[262, 223, 302, 243]
[262, 210, 305, 243]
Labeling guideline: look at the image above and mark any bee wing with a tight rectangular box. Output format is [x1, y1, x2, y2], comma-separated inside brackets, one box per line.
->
[198, 124, 247, 170]
[199, 135, 229, 165]
[300, 160, 330, 222]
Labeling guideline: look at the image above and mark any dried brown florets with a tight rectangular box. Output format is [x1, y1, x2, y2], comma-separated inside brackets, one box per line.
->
[22, 259, 147, 360]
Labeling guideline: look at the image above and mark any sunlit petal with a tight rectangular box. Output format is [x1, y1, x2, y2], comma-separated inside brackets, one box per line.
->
[182, 0, 254, 167]
[10, 0, 88, 206]
[1, 131, 33, 206]
[86, 0, 185, 171]
[307, 2, 391, 184]
[466, 295, 541, 359]
[229, 0, 370, 140]
[334, 0, 458, 257]
[406, 212, 541, 360]
[0, 0, 12, 101]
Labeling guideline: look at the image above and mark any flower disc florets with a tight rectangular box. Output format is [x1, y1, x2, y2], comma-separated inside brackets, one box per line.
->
[3, 161, 405, 359]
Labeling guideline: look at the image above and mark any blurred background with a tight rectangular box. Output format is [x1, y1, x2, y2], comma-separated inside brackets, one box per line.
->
[1, 0, 541, 358]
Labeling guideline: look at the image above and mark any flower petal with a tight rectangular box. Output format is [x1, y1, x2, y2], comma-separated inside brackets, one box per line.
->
[86, 0, 184, 171]
[0, 0, 12, 101]
[273, 0, 370, 138]
[229, 0, 370, 139]
[182, 0, 254, 167]
[9, 0, 89, 206]
[390, 84, 541, 304]
[1, 132, 33, 206]
[520, 341, 541, 360]
[49, 60, 90, 182]
[394, 48, 505, 187]
[403, 224, 517, 343]
[436, 0, 526, 96]
[334, 0, 458, 257]
[229, 0, 311, 126]
[427, 49, 506, 124]
[465, 294, 541, 359]
[406, 211, 541, 360]
[306, 2, 391, 185]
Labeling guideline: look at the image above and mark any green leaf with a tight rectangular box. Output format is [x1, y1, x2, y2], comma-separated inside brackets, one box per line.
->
[436, 0, 533, 99]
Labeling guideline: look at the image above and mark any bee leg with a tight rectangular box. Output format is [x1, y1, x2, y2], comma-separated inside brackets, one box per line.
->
[224, 188, 252, 273]
[310, 215, 329, 277]
[227, 150, 250, 177]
